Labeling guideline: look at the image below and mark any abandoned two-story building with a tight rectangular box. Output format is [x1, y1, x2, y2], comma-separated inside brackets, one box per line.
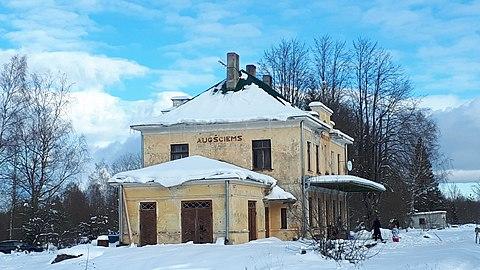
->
[108, 53, 385, 246]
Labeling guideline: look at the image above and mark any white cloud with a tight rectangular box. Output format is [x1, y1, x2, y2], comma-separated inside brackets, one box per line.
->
[68, 89, 188, 151]
[433, 98, 480, 171]
[29, 51, 149, 90]
[0, 49, 149, 92]
[2, 1, 98, 51]
[445, 169, 480, 183]
[418, 95, 471, 112]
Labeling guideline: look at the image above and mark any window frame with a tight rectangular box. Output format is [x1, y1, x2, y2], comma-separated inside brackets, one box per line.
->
[316, 145, 320, 174]
[252, 139, 272, 170]
[280, 208, 288, 229]
[307, 141, 311, 172]
[170, 143, 189, 160]
[337, 154, 341, 174]
[308, 197, 313, 227]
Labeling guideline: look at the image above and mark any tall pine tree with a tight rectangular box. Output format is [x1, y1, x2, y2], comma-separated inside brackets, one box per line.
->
[408, 138, 444, 213]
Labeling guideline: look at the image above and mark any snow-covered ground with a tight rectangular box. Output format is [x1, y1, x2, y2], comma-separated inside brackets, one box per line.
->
[1, 225, 479, 270]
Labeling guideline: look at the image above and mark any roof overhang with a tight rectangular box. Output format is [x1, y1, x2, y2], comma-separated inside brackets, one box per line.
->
[109, 178, 269, 188]
[307, 175, 386, 192]
[330, 129, 354, 144]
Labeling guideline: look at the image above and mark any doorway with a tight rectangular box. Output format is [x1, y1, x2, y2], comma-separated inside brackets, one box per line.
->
[181, 200, 213, 243]
[139, 202, 157, 246]
[248, 201, 257, 241]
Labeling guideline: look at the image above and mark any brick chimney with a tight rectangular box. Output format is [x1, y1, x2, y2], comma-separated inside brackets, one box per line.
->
[246, 64, 256, 77]
[262, 75, 272, 87]
[226, 52, 239, 90]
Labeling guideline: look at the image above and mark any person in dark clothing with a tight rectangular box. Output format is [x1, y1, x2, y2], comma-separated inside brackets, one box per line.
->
[372, 218, 383, 241]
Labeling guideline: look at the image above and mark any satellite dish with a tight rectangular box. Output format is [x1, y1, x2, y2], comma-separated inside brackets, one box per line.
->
[347, 161, 353, 172]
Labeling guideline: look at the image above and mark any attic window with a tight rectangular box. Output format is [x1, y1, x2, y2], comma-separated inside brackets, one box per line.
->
[171, 144, 189, 160]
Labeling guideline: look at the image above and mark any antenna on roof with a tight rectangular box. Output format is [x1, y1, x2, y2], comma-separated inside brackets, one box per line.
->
[218, 60, 226, 67]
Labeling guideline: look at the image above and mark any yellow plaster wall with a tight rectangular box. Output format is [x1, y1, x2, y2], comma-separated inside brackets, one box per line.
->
[267, 202, 298, 240]
[143, 126, 302, 189]
[121, 182, 268, 245]
[137, 122, 349, 242]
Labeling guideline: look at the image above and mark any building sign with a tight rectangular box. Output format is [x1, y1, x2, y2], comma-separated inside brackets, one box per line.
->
[197, 135, 243, 144]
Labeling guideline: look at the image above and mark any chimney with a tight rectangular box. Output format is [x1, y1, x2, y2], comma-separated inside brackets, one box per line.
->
[262, 75, 272, 87]
[246, 64, 256, 77]
[226, 52, 239, 90]
[171, 96, 190, 107]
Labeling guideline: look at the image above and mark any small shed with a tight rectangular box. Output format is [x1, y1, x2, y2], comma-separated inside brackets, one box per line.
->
[410, 211, 447, 229]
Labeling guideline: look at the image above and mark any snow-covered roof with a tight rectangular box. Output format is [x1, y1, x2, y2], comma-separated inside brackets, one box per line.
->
[132, 70, 314, 127]
[330, 129, 354, 144]
[264, 185, 296, 202]
[109, 155, 276, 187]
[412, 211, 447, 216]
[171, 95, 191, 100]
[309, 101, 333, 114]
[308, 175, 386, 192]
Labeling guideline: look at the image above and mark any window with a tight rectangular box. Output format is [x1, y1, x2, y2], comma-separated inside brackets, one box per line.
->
[316, 145, 320, 174]
[338, 200, 343, 223]
[170, 144, 189, 160]
[330, 151, 335, 174]
[307, 142, 311, 171]
[308, 197, 313, 227]
[323, 144, 328, 174]
[337, 154, 341, 174]
[332, 200, 336, 221]
[325, 200, 330, 225]
[252, 139, 272, 170]
[317, 197, 322, 227]
[140, 202, 156, 211]
[280, 208, 288, 229]
[419, 218, 426, 225]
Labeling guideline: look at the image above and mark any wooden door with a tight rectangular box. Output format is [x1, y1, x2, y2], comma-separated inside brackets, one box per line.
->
[264, 207, 270, 238]
[248, 201, 257, 241]
[139, 202, 157, 246]
[181, 200, 213, 244]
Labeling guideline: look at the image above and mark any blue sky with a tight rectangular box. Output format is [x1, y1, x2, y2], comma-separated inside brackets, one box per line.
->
[0, 1, 479, 184]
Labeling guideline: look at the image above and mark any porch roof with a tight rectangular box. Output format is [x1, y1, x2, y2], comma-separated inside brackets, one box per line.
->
[264, 185, 296, 203]
[307, 175, 386, 192]
[109, 155, 276, 187]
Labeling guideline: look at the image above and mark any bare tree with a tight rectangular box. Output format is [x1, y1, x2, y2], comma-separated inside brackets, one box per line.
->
[472, 181, 480, 200]
[11, 72, 88, 243]
[111, 152, 142, 174]
[259, 38, 310, 106]
[0, 55, 28, 239]
[308, 35, 350, 111]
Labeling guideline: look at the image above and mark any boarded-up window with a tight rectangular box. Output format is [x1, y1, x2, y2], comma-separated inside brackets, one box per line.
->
[171, 144, 189, 160]
[280, 208, 287, 229]
[252, 140, 271, 170]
